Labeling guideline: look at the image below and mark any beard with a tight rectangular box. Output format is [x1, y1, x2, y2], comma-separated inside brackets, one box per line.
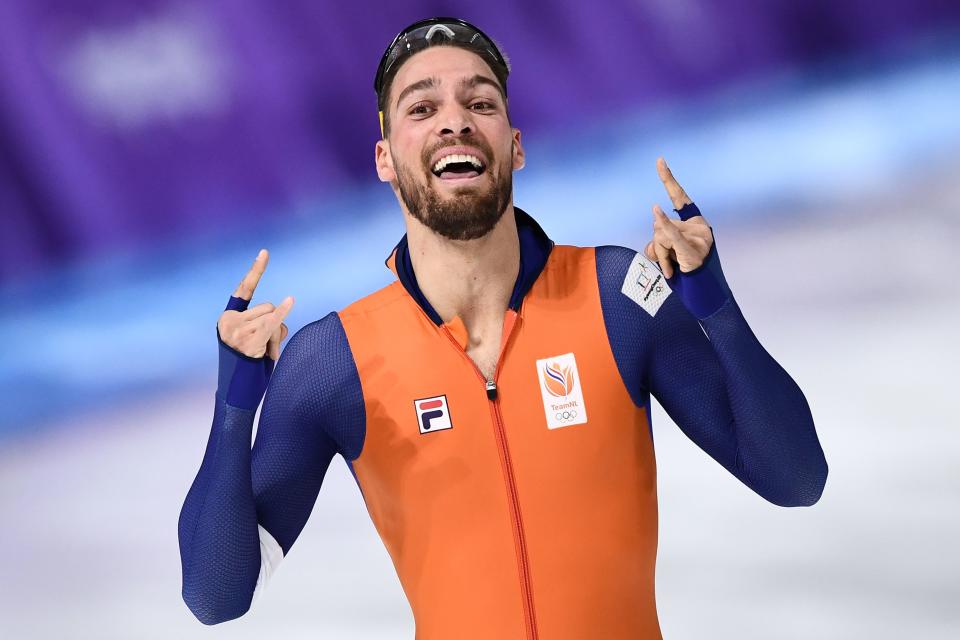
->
[394, 142, 512, 241]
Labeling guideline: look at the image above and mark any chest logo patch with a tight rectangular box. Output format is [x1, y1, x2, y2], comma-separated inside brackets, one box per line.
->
[621, 252, 672, 317]
[536, 353, 588, 429]
[414, 395, 453, 434]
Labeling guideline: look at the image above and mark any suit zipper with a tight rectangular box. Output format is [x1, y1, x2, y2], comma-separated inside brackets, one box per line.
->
[440, 320, 539, 640]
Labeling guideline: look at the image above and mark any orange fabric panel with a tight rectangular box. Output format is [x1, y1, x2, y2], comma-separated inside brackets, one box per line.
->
[498, 246, 661, 639]
[338, 246, 662, 639]
[339, 282, 527, 637]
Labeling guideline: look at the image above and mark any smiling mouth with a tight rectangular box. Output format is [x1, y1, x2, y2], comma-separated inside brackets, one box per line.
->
[431, 154, 486, 181]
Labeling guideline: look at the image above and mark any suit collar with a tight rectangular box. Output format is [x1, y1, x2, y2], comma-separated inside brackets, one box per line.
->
[384, 207, 554, 325]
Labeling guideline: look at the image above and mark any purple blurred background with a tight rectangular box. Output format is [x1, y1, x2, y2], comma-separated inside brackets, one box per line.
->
[3, 0, 959, 282]
[1, 2, 959, 639]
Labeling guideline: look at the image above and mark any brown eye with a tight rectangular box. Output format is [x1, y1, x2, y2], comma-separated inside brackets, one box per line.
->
[470, 101, 495, 111]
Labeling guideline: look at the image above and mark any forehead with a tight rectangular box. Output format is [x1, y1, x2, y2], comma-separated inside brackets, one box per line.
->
[390, 46, 498, 103]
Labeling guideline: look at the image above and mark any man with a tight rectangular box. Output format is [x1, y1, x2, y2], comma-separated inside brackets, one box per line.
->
[178, 17, 828, 639]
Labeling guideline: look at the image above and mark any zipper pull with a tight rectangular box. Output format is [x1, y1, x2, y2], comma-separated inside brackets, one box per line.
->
[485, 379, 498, 401]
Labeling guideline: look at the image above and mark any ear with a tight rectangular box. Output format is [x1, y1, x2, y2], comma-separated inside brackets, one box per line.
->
[375, 139, 396, 182]
[511, 128, 525, 171]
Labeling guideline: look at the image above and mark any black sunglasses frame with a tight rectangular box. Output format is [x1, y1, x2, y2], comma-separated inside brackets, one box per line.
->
[374, 17, 509, 99]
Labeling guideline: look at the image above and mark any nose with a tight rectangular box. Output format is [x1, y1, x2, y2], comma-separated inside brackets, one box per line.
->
[437, 103, 473, 137]
[440, 122, 471, 136]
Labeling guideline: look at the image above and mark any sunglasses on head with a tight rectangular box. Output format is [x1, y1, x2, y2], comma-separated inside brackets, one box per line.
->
[374, 17, 509, 100]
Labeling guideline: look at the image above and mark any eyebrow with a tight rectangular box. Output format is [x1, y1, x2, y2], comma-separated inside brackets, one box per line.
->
[394, 73, 505, 110]
[461, 74, 506, 100]
[395, 77, 438, 109]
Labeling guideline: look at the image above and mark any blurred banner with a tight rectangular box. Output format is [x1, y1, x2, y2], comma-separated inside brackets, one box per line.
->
[2, 0, 959, 283]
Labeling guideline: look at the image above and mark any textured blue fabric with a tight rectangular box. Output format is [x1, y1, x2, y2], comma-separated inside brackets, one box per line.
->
[389, 206, 553, 324]
[664, 241, 731, 319]
[226, 295, 251, 312]
[674, 201, 702, 221]
[216, 333, 276, 412]
[660, 202, 733, 319]
[182, 206, 826, 628]
[179, 312, 365, 624]
[596, 244, 827, 507]
[178, 401, 261, 625]
[507, 208, 554, 311]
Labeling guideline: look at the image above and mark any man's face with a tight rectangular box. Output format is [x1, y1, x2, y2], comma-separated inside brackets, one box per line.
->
[375, 46, 525, 241]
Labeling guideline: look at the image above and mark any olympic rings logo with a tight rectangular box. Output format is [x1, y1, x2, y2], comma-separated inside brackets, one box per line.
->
[555, 410, 578, 422]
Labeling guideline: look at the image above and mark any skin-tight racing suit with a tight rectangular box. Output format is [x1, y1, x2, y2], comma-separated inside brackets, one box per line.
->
[178, 203, 828, 639]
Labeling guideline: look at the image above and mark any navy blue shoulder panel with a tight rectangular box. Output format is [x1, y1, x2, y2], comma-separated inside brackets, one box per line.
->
[257, 312, 366, 461]
[250, 311, 365, 554]
[595, 245, 653, 409]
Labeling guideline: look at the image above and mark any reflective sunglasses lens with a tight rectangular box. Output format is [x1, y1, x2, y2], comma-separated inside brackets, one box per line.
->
[376, 20, 504, 95]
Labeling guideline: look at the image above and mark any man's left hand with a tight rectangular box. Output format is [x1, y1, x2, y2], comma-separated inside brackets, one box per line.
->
[643, 157, 714, 279]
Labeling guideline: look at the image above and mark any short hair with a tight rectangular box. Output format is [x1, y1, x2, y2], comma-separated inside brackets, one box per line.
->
[378, 41, 511, 139]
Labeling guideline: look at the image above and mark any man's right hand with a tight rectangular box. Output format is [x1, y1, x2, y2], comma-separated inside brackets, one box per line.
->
[218, 249, 294, 360]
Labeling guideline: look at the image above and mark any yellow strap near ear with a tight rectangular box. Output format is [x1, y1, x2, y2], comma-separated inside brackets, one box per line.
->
[378, 111, 385, 138]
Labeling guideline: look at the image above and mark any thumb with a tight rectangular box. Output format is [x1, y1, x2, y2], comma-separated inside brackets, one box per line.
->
[272, 296, 295, 324]
[644, 241, 657, 262]
[266, 322, 290, 361]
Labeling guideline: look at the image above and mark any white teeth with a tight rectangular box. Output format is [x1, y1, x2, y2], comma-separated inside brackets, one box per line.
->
[432, 154, 484, 174]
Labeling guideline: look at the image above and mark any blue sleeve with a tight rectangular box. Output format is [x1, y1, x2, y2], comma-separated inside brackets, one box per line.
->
[596, 205, 828, 507]
[177, 298, 365, 625]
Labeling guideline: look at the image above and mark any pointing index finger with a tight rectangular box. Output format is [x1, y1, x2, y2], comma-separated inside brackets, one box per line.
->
[656, 157, 693, 211]
[233, 249, 269, 301]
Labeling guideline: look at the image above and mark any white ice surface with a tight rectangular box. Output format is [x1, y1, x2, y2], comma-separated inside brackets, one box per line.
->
[1, 184, 958, 639]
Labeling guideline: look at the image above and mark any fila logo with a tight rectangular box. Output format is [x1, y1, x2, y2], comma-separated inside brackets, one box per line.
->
[535, 353, 588, 429]
[621, 252, 672, 317]
[414, 395, 453, 434]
